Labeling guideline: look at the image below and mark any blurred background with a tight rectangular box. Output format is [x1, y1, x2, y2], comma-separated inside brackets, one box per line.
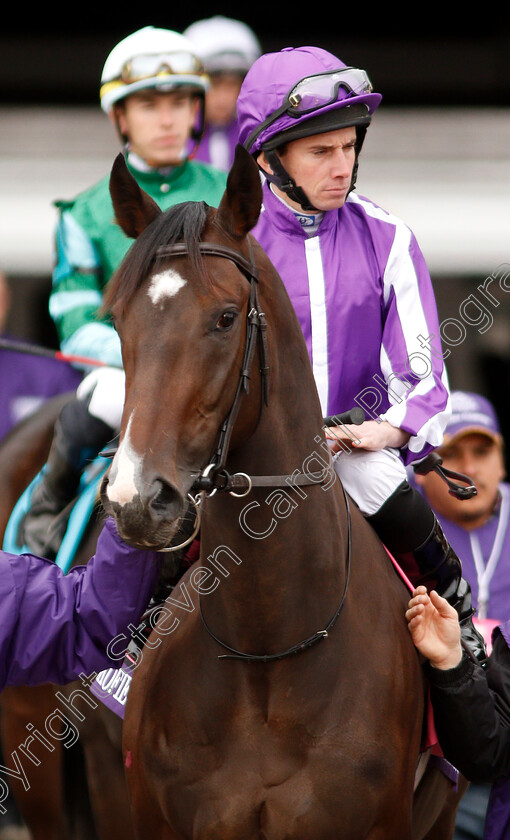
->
[1, 10, 510, 444]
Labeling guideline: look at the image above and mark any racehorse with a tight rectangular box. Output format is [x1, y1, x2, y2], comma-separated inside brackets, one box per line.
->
[0, 397, 137, 840]
[102, 145, 465, 839]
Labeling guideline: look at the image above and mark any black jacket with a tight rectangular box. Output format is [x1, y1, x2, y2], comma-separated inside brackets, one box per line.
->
[428, 631, 510, 783]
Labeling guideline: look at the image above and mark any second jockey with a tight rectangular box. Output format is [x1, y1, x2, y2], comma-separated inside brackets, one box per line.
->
[19, 27, 227, 558]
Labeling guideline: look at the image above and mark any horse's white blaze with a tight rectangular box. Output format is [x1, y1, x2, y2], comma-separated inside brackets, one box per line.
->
[148, 269, 186, 306]
[107, 414, 142, 507]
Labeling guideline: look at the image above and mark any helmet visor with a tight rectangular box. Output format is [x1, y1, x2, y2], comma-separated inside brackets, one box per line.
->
[119, 52, 205, 83]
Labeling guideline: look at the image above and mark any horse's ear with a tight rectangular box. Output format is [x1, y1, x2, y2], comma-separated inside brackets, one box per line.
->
[215, 145, 263, 240]
[109, 153, 162, 239]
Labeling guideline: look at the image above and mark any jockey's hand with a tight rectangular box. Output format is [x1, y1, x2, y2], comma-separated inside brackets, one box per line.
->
[405, 586, 463, 670]
[325, 420, 411, 452]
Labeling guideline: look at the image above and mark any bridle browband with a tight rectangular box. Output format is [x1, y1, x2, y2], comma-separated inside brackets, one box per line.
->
[153, 238, 351, 663]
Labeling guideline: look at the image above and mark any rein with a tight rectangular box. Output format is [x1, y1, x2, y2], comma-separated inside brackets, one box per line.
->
[0, 337, 112, 369]
[199, 481, 353, 663]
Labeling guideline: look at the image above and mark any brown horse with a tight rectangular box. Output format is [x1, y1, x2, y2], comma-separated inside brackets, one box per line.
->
[0, 398, 137, 840]
[101, 145, 465, 840]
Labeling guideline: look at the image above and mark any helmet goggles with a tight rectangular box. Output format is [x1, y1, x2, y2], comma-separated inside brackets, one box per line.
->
[118, 51, 205, 83]
[245, 66, 374, 152]
[286, 67, 373, 114]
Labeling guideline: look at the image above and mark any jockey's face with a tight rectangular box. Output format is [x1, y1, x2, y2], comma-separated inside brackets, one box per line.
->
[415, 432, 505, 531]
[116, 89, 199, 167]
[205, 72, 244, 126]
[258, 125, 357, 213]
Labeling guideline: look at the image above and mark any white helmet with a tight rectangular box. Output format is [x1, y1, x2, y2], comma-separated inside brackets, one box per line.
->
[100, 26, 209, 114]
[184, 16, 260, 76]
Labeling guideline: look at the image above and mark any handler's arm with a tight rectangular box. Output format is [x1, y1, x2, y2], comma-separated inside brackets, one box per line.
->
[429, 636, 510, 783]
[1, 517, 160, 689]
[406, 587, 510, 782]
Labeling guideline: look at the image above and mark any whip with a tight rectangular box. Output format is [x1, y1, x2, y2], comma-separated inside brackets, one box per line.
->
[0, 337, 116, 368]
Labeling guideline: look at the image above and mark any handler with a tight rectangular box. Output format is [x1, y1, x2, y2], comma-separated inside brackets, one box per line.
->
[236, 44, 486, 663]
[0, 517, 159, 689]
[406, 586, 510, 840]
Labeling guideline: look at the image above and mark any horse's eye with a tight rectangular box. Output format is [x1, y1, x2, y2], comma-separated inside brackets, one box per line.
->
[215, 311, 237, 331]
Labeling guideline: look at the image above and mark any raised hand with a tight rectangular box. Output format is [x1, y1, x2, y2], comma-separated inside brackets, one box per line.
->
[405, 585, 463, 670]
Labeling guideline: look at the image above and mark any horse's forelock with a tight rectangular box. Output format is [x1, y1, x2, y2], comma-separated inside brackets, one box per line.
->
[103, 201, 211, 317]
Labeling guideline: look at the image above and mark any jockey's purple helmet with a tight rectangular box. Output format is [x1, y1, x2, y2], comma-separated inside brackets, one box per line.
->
[237, 46, 382, 155]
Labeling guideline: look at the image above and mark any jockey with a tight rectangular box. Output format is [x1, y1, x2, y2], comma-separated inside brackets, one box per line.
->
[19, 27, 227, 559]
[236, 45, 487, 664]
[52, 25, 226, 370]
[184, 15, 261, 171]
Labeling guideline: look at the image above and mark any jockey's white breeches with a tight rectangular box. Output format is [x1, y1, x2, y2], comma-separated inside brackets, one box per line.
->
[332, 446, 407, 517]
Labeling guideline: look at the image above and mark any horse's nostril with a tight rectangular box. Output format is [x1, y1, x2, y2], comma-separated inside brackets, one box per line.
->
[149, 480, 182, 518]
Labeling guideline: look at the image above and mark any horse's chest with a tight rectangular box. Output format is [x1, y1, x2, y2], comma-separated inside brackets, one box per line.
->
[149, 719, 398, 840]
[164, 758, 395, 840]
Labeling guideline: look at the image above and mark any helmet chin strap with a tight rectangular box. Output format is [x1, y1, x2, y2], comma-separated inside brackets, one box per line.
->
[263, 149, 319, 212]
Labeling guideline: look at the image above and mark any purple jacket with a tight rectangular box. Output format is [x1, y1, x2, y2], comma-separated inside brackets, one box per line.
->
[0, 342, 82, 441]
[192, 121, 239, 172]
[438, 483, 510, 624]
[252, 181, 450, 465]
[0, 517, 160, 689]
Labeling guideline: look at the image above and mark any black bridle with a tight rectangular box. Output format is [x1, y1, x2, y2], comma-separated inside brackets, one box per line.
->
[154, 238, 352, 663]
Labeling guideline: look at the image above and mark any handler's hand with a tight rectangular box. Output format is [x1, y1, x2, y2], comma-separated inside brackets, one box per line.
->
[326, 420, 411, 452]
[405, 586, 463, 670]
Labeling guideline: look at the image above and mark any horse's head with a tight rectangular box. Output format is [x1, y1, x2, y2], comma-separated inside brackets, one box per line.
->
[101, 146, 267, 549]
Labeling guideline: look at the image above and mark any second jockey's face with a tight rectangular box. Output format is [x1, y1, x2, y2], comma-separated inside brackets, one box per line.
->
[117, 89, 198, 167]
[205, 73, 243, 126]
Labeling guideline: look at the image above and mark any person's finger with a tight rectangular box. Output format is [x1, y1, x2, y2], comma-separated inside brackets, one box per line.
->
[407, 592, 429, 611]
[429, 589, 457, 618]
[407, 615, 423, 631]
[405, 603, 424, 621]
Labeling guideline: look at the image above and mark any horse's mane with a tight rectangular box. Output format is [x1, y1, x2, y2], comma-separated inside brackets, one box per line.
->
[103, 200, 211, 316]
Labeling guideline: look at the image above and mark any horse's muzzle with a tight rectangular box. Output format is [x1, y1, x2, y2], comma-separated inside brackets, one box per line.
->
[101, 471, 185, 550]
